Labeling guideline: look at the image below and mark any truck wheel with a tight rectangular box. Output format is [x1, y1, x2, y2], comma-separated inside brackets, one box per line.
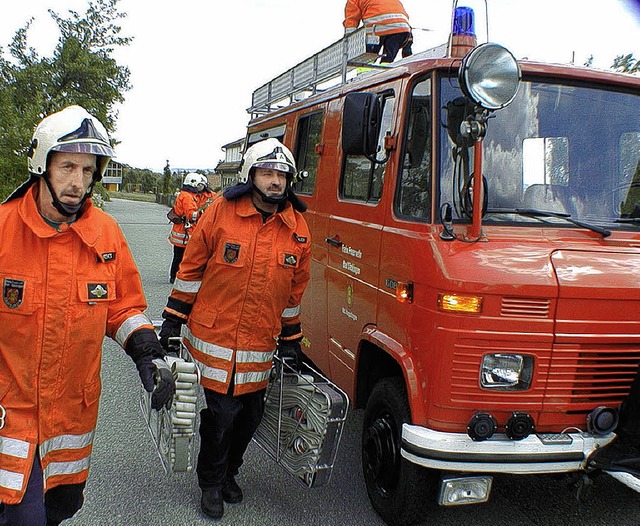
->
[362, 377, 438, 526]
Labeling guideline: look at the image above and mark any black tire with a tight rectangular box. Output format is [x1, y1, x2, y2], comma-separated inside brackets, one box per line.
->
[362, 377, 439, 526]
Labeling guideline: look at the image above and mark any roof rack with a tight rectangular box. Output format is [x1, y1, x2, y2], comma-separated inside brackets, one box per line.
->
[247, 28, 380, 117]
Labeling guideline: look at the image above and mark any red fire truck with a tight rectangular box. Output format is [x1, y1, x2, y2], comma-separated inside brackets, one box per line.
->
[242, 6, 640, 525]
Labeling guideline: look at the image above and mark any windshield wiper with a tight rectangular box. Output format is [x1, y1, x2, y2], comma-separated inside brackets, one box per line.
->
[486, 208, 611, 238]
[614, 217, 640, 224]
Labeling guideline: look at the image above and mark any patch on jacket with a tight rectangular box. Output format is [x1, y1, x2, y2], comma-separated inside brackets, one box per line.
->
[293, 234, 307, 243]
[101, 251, 116, 262]
[88, 283, 109, 300]
[223, 243, 241, 264]
[3, 278, 24, 309]
[283, 253, 298, 267]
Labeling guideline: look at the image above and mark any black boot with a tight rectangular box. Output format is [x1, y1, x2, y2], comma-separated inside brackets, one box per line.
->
[201, 488, 224, 519]
[222, 477, 243, 504]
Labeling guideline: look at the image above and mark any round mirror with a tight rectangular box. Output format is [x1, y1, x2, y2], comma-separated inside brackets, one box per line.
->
[459, 43, 521, 110]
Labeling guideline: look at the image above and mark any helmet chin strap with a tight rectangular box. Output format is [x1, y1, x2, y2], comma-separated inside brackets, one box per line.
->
[252, 184, 288, 205]
[42, 173, 94, 217]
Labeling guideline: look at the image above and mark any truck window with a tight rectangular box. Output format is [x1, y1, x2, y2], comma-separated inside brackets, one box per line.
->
[293, 111, 324, 195]
[341, 94, 395, 203]
[439, 75, 640, 228]
[397, 78, 431, 220]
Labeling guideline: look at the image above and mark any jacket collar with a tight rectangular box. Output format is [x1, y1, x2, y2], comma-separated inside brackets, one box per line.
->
[235, 193, 297, 230]
[18, 185, 101, 247]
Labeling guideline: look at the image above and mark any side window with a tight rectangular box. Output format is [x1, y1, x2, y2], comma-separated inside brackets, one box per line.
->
[341, 94, 395, 203]
[293, 112, 323, 195]
[397, 79, 431, 220]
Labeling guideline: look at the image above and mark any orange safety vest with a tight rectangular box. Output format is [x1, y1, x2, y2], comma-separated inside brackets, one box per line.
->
[0, 186, 155, 504]
[167, 194, 311, 396]
[343, 0, 411, 36]
[169, 188, 200, 247]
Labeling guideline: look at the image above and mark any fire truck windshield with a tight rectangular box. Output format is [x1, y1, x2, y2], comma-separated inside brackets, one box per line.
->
[438, 76, 640, 231]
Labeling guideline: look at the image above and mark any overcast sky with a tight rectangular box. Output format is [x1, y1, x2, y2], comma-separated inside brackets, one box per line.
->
[2, 0, 639, 172]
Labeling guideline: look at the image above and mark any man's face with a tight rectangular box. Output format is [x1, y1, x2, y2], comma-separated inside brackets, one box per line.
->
[252, 167, 287, 200]
[39, 151, 96, 220]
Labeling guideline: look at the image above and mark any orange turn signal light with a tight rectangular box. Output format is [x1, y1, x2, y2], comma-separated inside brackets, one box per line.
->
[395, 282, 413, 303]
[438, 293, 482, 313]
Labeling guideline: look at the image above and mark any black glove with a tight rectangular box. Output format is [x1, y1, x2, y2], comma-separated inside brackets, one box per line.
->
[277, 339, 303, 370]
[125, 328, 175, 410]
[135, 357, 175, 409]
[159, 316, 183, 352]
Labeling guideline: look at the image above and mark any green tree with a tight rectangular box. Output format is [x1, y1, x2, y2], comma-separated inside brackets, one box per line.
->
[612, 53, 640, 74]
[0, 0, 131, 201]
[162, 160, 173, 194]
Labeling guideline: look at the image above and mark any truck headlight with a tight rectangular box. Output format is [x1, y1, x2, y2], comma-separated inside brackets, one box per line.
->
[459, 42, 521, 111]
[480, 353, 533, 390]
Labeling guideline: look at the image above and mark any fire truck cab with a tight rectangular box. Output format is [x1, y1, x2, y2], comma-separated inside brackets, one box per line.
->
[244, 8, 640, 525]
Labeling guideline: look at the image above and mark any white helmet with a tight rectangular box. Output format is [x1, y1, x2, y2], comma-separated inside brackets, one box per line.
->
[196, 174, 209, 190]
[28, 105, 114, 179]
[183, 172, 200, 188]
[237, 138, 296, 184]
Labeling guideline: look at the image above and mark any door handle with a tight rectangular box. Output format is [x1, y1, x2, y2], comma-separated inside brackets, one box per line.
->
[325, 236, 343, 248]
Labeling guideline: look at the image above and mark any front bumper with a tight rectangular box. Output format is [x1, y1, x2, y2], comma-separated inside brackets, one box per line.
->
[401, 424, 614, 474]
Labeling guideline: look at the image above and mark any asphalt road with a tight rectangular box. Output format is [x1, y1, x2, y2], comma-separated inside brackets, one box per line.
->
[64, 197, 640, 526]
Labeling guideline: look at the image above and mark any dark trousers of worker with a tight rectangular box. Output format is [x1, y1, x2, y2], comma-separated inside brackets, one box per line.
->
[196, 386, 265, 490]
[0, 453, 85, 526]
[367, 31, 413, 63]
[619, 366, 640, 440]
[170, 245, 186, 283]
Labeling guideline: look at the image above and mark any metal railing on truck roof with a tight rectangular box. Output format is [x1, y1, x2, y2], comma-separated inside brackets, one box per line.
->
[247, 27, 381, 117]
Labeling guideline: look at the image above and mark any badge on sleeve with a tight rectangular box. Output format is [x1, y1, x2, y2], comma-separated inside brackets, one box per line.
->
[3, 278, 24, 309]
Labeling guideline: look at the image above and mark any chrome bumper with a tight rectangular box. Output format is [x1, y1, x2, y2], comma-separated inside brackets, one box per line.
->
[401, 424, 614, 474]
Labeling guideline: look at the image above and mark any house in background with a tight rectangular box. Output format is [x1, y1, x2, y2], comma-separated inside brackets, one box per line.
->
[215, 138, 245, 189]
[102, 160, 124, 191]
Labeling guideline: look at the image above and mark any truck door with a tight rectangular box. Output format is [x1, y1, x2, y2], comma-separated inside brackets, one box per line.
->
[325, 92, 396, 390]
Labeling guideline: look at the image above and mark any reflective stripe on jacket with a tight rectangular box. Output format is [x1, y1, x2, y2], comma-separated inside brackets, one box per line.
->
[168, 194, 311, 396]
[343, 0, 411, 36]
[0, 186, 153, 504]
[169, 188, 200, 247]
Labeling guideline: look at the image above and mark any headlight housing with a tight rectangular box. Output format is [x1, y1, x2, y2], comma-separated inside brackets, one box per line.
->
[480, 353, 533, 390]
[459, 43, 521, 110]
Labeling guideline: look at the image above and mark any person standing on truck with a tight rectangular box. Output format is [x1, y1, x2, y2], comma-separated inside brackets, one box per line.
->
[0, 105, 175, 526]
[158, 138, 311, 520]
[343, 0, 413, 63]
[168, 172, 203, 284]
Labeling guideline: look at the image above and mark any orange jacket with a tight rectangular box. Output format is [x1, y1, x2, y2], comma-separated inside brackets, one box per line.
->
[166, 194, 311, 395]
[0, 186, 155, 504]
[169, 188, 200, 247]
[196, 190, 218, 216]
[343, 0, 411, 36]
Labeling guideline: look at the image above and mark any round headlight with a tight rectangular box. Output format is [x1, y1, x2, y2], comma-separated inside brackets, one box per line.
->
[459, 43, 521, 111]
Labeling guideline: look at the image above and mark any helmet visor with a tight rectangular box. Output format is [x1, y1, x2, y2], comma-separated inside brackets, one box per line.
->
[52, 142, 115, 158]
[253, 161, 294, 174]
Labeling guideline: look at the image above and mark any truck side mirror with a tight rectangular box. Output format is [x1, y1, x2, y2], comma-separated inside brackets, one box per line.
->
[342, 92, 382, 157]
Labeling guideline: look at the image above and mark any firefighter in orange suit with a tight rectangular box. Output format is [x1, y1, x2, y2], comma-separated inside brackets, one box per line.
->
[159, 138, 310, 519]
[343, 0, 413, 62]
[0, 106, 174, 526]
[168, 172, 202, 283]
[195, 174, 217, 215]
